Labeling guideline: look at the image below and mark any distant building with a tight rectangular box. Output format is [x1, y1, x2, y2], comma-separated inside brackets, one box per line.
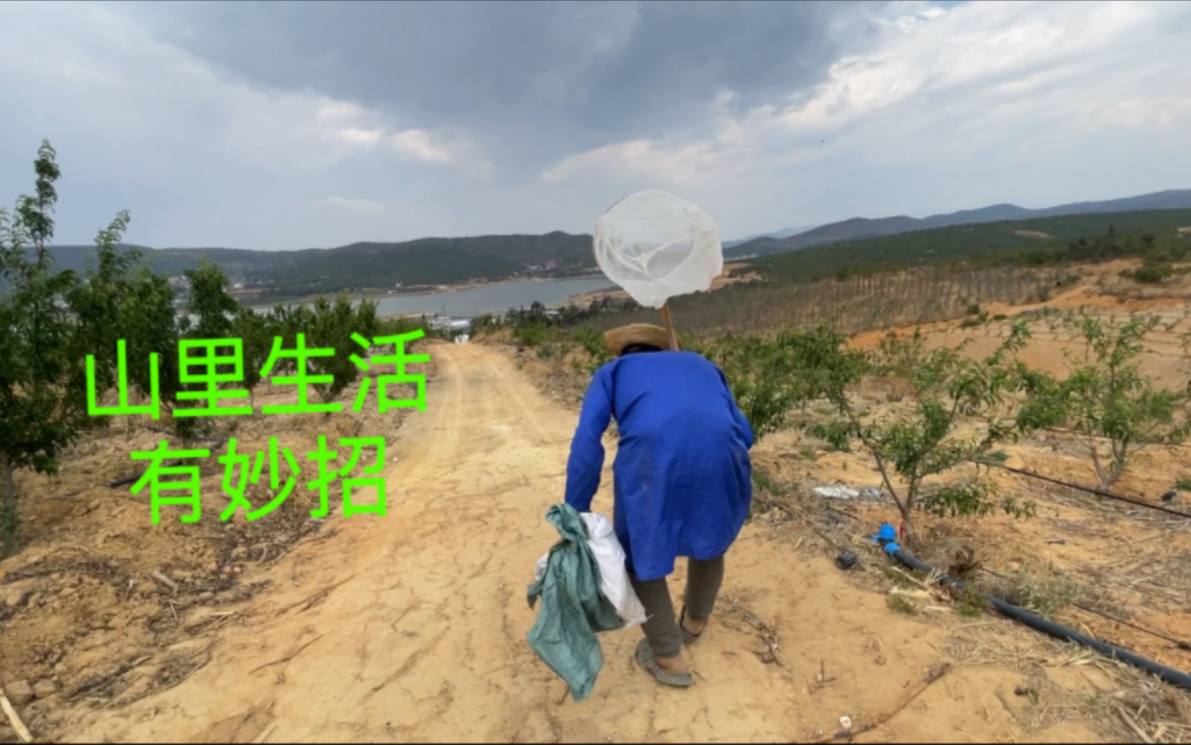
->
[427, 314, 473, 333]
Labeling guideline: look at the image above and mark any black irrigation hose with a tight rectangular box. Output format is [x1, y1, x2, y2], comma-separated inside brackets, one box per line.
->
[976, 566, 1191, 652]
[873, 531, 1191, 691]
[993, 463, 1191, 520]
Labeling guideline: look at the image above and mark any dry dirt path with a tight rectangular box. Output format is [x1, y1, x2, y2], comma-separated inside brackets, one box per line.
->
[60, 343, 1098, 744]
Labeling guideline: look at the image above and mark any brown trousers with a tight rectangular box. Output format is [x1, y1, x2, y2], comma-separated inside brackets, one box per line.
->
[628, 556, 725, 658]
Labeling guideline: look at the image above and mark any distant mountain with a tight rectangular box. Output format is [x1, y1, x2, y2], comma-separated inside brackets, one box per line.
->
[43, 232, 597, 301]
[750, 207, 1191, 283]
[729, 188, 1191, 258]
[722, 224, 818, 250]
[42, 188, 1191, 299]
[726, 216, 922, 258]
[919, 203, 1034, 228]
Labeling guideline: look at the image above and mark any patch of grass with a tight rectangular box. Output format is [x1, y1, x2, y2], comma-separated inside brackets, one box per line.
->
[746, 467, 790, 523]
[956, 586, 988, 618]
[981, 564, 1085, 620]
[886, 594, 919, 615]
[1175, 475, 1191, 492]
[1123, 262, 1174, 284]
[805, 420, 853, 452]
[878, 565, 919, 588]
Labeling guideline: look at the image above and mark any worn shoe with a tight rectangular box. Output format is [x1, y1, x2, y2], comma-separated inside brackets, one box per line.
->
[633, 638, 693, 688]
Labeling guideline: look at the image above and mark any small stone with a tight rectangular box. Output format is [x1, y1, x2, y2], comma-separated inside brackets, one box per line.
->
[32, 679, 57, 699]
[199, 592, 214, 601]
[4, 680, 33, 707]
[3, 588, 27, 607]
[230, 547, 247, 560]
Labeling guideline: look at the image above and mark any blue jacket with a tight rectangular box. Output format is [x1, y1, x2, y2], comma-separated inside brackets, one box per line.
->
[564, 350, 754, 581]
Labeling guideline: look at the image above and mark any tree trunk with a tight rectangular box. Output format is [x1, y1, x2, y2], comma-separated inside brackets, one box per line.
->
[1102, 442, 1128, 490]
[0, 453, 19, 559]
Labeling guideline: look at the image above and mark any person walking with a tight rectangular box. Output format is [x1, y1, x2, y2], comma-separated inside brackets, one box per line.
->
[563, 323, 754, 688]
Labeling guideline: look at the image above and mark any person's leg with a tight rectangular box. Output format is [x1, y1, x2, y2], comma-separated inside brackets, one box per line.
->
[628, 572, 686, 669]
[681, 555, 725, 638]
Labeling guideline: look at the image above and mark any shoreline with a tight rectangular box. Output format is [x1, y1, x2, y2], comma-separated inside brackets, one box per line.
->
[243, 262, 755, 320]
[245, 270, 610, 312]
[565, 262, 759, 306]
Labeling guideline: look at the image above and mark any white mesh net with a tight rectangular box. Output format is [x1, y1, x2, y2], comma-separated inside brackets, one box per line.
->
[592, 190, 723, 309]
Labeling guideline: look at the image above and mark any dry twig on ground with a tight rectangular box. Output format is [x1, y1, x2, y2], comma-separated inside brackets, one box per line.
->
[796, 662, 952, 744]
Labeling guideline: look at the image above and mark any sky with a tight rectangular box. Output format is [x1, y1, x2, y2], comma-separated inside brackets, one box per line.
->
[1, 0, 1189, 250]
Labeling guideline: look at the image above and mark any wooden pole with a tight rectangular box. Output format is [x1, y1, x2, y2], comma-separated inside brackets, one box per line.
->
[0, 689, 32, 744]
[660, 303, 680, 350]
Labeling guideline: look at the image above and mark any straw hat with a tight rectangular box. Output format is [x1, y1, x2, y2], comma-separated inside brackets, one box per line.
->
[604, 323, 674, 356]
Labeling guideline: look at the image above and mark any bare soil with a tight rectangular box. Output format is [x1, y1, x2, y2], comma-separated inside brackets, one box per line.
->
[1, 265, 1190, 743]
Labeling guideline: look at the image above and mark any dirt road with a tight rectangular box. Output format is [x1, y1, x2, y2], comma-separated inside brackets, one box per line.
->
[62, 343, 1097, 743]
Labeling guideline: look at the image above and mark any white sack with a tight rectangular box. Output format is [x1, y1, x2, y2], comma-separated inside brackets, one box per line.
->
[533, 511, 648, 628]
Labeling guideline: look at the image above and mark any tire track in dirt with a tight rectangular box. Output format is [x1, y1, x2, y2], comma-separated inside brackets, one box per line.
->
[60, 343, 1101, 744]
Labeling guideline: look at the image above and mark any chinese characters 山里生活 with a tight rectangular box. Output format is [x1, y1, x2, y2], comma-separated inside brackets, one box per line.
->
[85, 330, 427, 523]
[85, 330, 429, 418]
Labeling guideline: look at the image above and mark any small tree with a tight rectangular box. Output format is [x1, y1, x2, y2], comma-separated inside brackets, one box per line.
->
[182, 261, 239, 340]
[0, 141, 137, 556]
[1031, 310, 1191, 489]
[263, 303, 316, 375]
[173, 261, 243, 440]
[570, 326, 612, 375]
[69, 221, 181, 421]
[699, 333, 800, 443]
[309, 292, 375, 406]
[805, 323, 1037, 542]
[231, 307, 271, 408]
[691, 326, 861, 445]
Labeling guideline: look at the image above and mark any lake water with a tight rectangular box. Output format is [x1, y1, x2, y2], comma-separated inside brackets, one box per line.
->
[250, 275, 617, 319]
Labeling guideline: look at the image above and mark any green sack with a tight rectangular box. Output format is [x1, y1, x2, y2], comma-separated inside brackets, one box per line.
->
[527, 503, 625, 703]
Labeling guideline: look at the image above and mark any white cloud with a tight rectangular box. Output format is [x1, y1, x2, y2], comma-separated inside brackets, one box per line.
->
[0, 1, 490, 246]
[336, 127, 385, 147]
[540, 138, 722, 186]
[538, 0, 1191, 209]
[2, 0, 1188, 249]
[389, 129, 458, 163]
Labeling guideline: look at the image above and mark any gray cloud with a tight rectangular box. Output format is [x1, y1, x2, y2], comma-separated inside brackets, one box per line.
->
[1, 1, 1188, 250]
[123, 0, 883, 172]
